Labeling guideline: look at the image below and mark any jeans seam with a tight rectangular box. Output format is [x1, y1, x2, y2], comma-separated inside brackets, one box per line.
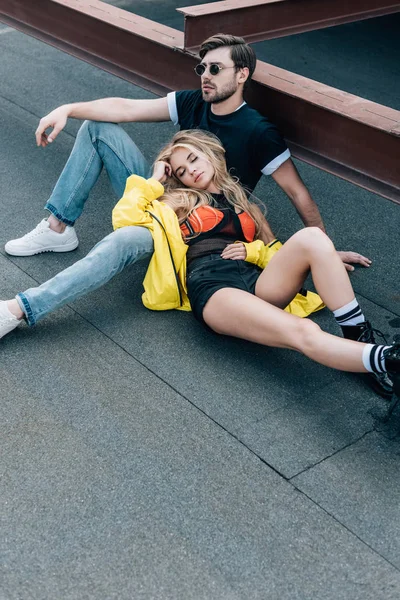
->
[16, 293, 35, 326]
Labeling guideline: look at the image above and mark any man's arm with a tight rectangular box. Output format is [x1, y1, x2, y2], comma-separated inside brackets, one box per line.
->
[35, 97, 170, 147]
[271, 158, 372, 271]
[271, 159, 325, 230]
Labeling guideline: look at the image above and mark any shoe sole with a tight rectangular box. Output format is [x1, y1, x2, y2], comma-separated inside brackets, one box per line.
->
[4, 240, 79, 256]
[0, 322, 21, 339]
[368, 373, 394, 400]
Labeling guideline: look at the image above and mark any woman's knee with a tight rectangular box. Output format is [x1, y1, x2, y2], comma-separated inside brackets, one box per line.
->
[292, 227, 335, 254]
[292, 317, 322, 353]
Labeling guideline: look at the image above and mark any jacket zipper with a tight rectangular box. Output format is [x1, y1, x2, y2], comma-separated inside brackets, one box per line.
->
[146, 210, 183, 307]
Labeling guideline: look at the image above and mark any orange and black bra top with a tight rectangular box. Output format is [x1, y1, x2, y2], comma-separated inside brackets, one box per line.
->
[179, 195, 256, 245]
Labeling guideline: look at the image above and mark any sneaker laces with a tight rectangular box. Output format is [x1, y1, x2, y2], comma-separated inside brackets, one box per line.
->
[357, 321, 387, 345]
[19, 220, 49, 240]
[384, 342, 400, 362]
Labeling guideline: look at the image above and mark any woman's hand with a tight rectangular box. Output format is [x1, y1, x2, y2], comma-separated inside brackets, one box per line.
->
[152, 161, 172, 184]
[221, 242, 247, 261]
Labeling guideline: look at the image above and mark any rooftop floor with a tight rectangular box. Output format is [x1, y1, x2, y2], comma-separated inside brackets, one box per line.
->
[1, 13, 400, 600]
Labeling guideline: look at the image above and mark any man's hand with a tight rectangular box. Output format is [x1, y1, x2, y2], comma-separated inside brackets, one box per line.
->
[337, 250, 372, 272]
[221, 242, 247, 261]
[35, 106, 70, 147]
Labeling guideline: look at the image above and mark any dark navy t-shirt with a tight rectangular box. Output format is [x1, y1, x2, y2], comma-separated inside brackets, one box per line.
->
[167, 89, 290, 193]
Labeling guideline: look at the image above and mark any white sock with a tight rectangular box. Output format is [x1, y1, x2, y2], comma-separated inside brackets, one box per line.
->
[333, 298, 365, 327]
[362, 343, 391, 373]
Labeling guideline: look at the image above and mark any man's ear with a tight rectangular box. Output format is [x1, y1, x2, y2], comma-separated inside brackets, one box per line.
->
[238, 67, 250, 85]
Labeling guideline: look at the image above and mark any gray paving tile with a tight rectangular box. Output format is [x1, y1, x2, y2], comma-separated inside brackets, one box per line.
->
[292, 431, 400, 569]
[222, 298, 399, 478]
[234, 379, 380, 479]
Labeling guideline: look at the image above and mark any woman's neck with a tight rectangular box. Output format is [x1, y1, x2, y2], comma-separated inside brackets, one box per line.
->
[206, 181, 221, 194]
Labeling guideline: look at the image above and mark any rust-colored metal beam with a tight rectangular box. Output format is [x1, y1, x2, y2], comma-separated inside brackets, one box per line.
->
[0, 0, 399, 203]
[179, 0, 400, 49]
[247, 63, 400, 203]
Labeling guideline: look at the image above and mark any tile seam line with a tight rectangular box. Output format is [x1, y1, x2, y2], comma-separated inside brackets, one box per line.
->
[289, 428, 400, 571]
[288, 429, 374, 480]
[0, 94, 78, 140]
[290, 478, 400, 573]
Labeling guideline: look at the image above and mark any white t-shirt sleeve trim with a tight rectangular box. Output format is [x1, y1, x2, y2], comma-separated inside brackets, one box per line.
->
[167, 92, 179, 125]
[261, 148, 291, 176]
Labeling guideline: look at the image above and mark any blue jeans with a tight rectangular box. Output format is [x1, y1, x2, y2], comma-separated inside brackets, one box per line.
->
[16, 121, 155, 325]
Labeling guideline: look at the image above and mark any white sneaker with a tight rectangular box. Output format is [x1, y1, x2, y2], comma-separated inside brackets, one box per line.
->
[5, 219, 79, 256]
[0, 301, 22, 339]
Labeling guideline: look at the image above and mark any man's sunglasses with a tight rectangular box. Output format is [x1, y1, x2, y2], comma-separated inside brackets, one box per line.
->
[194, 63, 237, 77]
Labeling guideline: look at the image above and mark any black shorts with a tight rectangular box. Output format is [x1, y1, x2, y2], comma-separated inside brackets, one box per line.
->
[187, 254, 262, 324]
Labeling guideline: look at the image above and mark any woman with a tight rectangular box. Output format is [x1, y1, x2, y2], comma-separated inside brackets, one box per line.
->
[112, 129, 399, 398]
[1, 130, 399, 400]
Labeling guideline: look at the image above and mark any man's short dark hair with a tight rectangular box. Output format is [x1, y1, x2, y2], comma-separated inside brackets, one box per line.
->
[199, 34, 257, 88]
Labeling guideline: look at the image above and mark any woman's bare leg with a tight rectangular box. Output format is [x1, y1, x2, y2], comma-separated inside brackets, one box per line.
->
[254, 227, 354, 310]
[203, 288, 368, 372]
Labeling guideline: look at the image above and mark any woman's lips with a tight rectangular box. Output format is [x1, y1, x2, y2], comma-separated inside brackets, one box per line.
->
[194, 172, 203, 183]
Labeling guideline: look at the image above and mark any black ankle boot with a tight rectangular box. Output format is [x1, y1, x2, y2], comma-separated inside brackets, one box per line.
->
[383, 344, 400, 420]
[341, 320, 384, 343]
[341, 321, 393, 399]
[384, 344, 400, 395]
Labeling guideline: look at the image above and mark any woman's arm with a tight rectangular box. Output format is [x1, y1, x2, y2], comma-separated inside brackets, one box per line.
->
[250, 204, 276, 244]
[112, 176, 164, 230]
[112, 162, 172, 229]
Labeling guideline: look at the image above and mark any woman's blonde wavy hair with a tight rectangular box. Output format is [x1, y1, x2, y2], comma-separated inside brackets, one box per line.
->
[155, 129, 266, 240]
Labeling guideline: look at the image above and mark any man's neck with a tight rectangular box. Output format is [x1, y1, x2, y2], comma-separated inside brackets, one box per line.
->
[210, 92, 245, 116]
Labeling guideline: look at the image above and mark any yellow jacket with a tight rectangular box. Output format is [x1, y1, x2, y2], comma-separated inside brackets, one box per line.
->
[112, 175, 325, 317]
[113, 175, 190, 311]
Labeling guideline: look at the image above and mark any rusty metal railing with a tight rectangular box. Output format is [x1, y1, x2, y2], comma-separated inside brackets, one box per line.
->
[178, 0, 400, 50]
